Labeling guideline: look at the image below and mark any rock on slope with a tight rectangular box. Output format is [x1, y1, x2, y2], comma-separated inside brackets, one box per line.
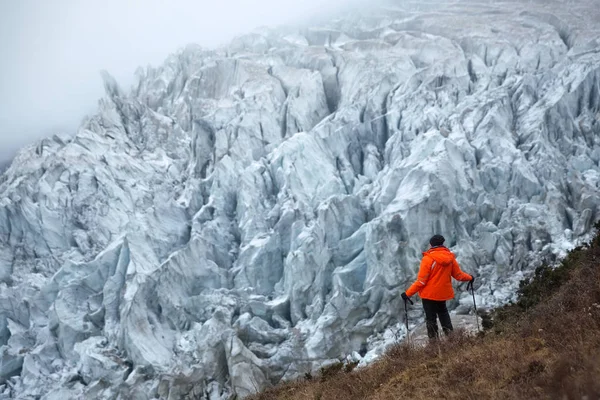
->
[1, 0, 600, 398]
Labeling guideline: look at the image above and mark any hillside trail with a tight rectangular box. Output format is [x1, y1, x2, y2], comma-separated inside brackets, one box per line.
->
[407, 311, 483, 347]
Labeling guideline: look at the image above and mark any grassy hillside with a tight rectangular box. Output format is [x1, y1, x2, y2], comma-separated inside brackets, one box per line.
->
[250, 223, 600, 400]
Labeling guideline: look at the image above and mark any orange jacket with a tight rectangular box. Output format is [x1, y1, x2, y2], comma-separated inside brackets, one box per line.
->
[405, 246, 472, 301]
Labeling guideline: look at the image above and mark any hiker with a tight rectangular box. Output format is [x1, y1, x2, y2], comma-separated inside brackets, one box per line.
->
[401, 235, 474, 339]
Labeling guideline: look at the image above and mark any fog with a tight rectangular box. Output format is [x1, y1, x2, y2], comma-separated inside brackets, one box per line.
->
[0, 0, 366, 163]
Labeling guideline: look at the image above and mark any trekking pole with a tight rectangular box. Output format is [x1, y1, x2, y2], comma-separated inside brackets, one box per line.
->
[404, 297, 414, 343]
[467, 280, 480, 332]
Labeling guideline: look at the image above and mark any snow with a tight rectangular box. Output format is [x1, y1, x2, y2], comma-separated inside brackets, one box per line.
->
[1, 0, 600, 398]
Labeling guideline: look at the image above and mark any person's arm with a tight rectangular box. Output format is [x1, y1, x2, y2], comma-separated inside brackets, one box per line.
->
[405, 256, 433, 297]
[451, 259, 473, 282]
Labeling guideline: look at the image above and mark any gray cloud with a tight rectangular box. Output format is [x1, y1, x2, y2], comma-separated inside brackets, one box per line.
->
[0, 0, 365, 163]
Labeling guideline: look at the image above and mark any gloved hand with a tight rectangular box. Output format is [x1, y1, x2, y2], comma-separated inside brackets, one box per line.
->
[401, 292, 410, 301]
[467, 276, 475, 291]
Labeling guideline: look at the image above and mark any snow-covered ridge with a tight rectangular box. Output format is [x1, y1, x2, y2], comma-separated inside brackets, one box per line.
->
[1, 0, 599, 398]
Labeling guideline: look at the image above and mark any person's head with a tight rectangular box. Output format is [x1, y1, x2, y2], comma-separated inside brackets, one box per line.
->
[429, 234, 445, 248]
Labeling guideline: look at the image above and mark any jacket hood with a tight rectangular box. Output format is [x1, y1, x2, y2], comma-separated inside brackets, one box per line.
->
[422, 246, 455, 266]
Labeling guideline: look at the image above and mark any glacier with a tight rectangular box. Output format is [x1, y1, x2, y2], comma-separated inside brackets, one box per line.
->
[1, 0, 600, 398]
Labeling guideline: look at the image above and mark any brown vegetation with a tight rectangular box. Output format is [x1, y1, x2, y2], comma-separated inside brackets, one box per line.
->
[250, 224, 600, 400]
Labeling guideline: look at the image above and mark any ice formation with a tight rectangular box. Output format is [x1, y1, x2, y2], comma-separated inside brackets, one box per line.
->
[0, 0, 599, 398]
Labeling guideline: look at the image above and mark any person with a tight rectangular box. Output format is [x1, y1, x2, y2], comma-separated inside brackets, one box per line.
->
[401, 234, 474, 339]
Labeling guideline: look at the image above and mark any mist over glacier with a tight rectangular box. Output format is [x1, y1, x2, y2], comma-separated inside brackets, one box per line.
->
[0, 0, 368, 164]
[1, 0, 600, 398]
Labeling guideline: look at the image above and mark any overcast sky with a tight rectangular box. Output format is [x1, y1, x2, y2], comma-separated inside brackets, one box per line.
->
[0, 0, 363, 163]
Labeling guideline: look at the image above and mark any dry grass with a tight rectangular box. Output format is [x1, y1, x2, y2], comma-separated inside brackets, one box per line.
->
[250, 226, 600, 400]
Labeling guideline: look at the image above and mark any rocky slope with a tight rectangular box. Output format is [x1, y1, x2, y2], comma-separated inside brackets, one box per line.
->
[1, 0, 599, 398]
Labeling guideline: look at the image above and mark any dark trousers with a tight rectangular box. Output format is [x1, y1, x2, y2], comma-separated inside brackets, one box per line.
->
[422, 299, 453, 339]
